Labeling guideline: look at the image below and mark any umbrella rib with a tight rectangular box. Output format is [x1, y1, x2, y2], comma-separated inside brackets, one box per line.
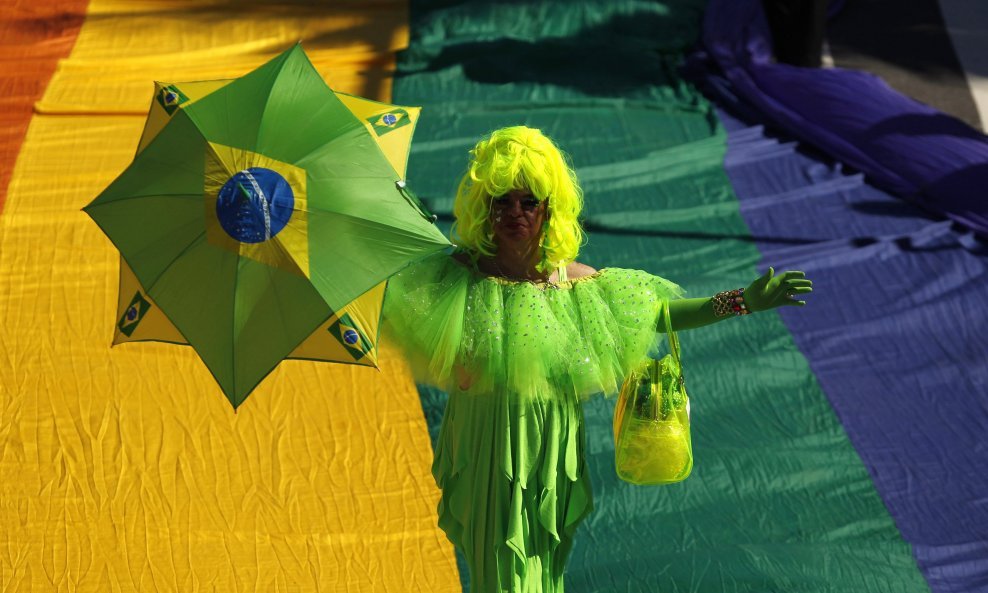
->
[257, 48, 368, 164]
[301, 175, 402, 181]
[86, 193, 203, 208]
[295, 139, 397, 173]
[307, 205, 439, 241]
[135, 228, 251, 403]
[256, 51, 302, 158]
[142, 229, 209, 301]
[230, 243, 241, 402]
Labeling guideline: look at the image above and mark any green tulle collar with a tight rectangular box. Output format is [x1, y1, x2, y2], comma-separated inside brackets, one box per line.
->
[448, 251, 605, 290]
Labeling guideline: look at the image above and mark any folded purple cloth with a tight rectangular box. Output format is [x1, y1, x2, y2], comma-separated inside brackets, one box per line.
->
[698, 0, 988, 235]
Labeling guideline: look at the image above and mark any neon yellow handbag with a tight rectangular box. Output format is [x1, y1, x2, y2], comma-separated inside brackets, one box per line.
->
[613, 303, 692, 485]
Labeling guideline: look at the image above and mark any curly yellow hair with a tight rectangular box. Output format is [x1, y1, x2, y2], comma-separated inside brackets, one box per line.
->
[450, 126, 585, 273]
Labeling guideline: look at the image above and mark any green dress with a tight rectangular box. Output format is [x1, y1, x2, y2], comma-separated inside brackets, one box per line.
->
[383, 253, 681, 593]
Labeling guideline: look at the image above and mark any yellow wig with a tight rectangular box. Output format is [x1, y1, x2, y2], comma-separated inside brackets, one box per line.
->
[451, 126, 585, 273]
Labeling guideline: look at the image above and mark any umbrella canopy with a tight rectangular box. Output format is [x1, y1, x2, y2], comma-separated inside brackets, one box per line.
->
[113, 77, 425, 372]
[85, 45, 450, 408]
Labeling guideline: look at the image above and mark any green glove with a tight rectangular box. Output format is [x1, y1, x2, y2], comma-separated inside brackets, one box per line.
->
[666, 268, 813, 331]
[744, 267, 813, 312]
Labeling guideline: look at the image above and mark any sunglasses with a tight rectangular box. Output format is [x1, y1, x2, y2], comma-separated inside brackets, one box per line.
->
[490, 194, 545, 213]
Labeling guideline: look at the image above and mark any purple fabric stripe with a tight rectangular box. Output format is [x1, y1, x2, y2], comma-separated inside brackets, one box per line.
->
[699, 0, 988, 236]
[714, 90, 988, 593]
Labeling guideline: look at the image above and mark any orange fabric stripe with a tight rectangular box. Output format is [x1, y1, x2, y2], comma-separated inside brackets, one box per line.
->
[0, 1, 90, 214]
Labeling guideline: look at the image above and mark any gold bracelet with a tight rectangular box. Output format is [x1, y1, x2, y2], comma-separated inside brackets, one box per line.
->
[712, 288, 750, 317]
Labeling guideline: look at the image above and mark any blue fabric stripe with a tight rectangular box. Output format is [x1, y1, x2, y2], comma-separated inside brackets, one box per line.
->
[718, 105, 988, 593]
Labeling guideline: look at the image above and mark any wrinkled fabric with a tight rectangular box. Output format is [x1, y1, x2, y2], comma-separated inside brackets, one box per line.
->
[0, 2, 467, 592]
[695, 0, 988, 236]
[719, 103, 988, 593]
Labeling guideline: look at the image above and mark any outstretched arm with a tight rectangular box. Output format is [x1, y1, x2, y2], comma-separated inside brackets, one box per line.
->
[666, 268, 812, 331]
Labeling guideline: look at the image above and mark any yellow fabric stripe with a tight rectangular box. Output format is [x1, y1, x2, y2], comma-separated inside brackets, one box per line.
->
[0, 2, 461, 591]
[37, 0, 409, 113]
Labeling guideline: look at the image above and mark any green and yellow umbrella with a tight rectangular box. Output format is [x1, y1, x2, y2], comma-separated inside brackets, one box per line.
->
[85, 45, 450, 409]
[115, 62, 422, 370]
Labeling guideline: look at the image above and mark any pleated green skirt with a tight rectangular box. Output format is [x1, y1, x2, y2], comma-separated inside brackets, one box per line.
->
[432, 389, 594, 593]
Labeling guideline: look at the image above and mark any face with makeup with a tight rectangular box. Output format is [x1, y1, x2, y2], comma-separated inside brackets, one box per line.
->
[489, 188, 548, 250]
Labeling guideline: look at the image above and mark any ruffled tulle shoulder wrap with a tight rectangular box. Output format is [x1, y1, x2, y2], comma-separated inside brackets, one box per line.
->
[382, 253, 683, 401]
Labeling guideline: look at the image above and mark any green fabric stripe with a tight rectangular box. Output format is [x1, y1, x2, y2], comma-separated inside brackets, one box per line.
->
[395, 1, 930, 591]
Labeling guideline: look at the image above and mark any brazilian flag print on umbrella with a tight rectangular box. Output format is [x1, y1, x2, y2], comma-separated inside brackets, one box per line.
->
[113, 72, 421, 374]
[85, 45, 450, 409]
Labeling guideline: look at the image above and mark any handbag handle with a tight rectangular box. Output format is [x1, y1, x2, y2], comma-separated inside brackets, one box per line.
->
[662, 301, 684, 383]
